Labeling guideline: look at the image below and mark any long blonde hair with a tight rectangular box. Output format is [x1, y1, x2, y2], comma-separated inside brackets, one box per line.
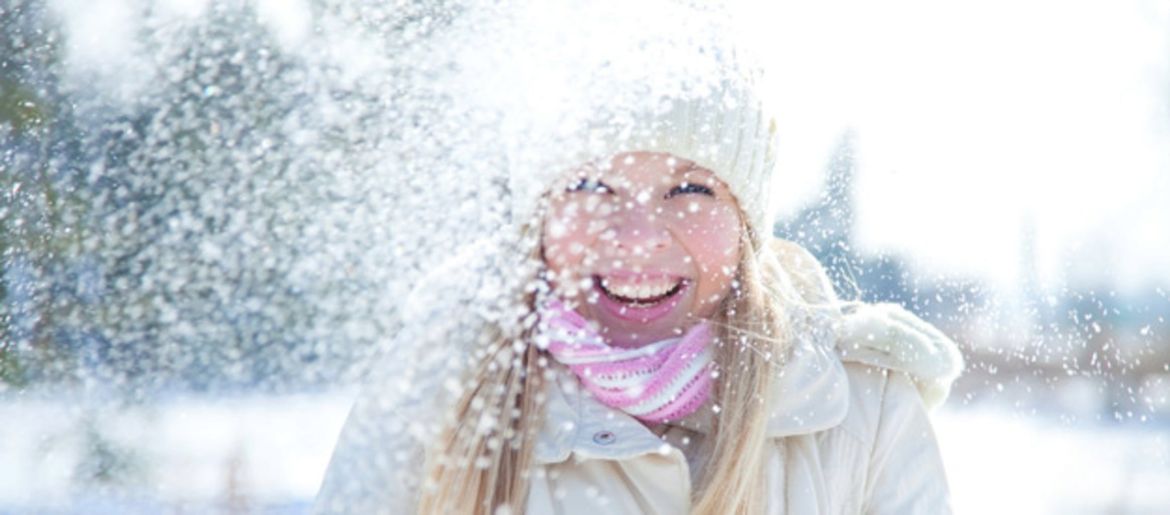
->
[416, 219, 838, 514]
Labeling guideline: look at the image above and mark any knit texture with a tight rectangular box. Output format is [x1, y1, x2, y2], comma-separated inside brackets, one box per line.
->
[539, 299, 715, 424]
[508, 85, 780, 235]
[478, 1, 780, 237]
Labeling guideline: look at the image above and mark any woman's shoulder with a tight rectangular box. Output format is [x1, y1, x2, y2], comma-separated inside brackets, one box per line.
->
[821, 297, 965, 451]
[809, 360, 940, 496]
[829, 360, 954, 513]
[833, 361, 924, 443]
[769, 238, 963, 416]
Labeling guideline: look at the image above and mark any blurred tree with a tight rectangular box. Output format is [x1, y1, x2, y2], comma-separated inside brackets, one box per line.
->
[81, 3, 326, 392]
[1, 0, 91, 386]
[775, 130, 914, 304]
[2, 1, 338, 392]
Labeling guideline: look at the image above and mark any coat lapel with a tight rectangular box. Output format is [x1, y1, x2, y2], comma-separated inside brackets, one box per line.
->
[534, 331, 850, 465]
[534, 367, 676, 465]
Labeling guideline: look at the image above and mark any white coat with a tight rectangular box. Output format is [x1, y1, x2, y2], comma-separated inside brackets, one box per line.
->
[313, 240, 965, 514]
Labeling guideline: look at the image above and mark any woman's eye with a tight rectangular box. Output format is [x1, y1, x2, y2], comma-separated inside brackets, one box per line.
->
[567, 177, 614, 194]
[667, 182, 715, 197]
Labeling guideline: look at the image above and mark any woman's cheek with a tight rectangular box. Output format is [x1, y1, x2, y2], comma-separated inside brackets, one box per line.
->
[544, 218, 597, 285]
[679, 207, 740, 249]
[679, 207, 741, 286]
[542, 210, 575, 261]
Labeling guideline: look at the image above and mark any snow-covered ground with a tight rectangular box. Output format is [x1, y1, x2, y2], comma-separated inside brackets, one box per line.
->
[0, 392, 351, 514]
[1, 394, 1166, 514]
[935, 407, 1170, 514]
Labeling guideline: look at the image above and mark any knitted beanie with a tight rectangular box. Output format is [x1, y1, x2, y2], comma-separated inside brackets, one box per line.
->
[450, 1, 780, 237]
[508, 80, 780, 236]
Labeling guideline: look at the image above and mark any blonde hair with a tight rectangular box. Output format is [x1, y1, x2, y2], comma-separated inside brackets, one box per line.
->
[416, 218, 839, 514]
[415, 232, 548, 514]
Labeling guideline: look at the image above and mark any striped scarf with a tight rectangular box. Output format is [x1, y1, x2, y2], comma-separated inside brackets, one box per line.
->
[538, 299, 714, 424]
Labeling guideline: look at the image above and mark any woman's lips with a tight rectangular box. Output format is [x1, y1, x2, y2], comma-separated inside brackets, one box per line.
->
[593, 275, 689, 324]
[597, 274, 683, 302]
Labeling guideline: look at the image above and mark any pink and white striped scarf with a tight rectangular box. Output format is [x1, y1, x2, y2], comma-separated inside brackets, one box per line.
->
[538, 300, 715, 424]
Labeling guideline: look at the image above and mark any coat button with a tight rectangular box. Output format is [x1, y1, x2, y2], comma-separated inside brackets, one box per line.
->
[592, 430, 616, 445]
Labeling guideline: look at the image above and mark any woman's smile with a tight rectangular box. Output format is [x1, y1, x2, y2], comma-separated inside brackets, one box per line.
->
[593, 274, 691, 325]
[595, 272, 686, 303]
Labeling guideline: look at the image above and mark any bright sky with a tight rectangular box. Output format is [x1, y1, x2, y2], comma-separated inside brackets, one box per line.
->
[52, 0, 1170, 292]
[749, 0, 1170, 292]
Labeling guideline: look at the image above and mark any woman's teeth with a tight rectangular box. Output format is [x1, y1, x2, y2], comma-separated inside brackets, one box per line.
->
[598, 276, 684, 303]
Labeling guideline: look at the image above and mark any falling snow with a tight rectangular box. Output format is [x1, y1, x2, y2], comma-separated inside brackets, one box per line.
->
[2, 0, 1169, 513]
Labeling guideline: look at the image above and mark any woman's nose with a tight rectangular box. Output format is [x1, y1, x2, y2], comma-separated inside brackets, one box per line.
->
[609, 205, 672, 257]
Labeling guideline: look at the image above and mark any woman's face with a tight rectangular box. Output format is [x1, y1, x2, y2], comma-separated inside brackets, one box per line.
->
[542, 151, 744, 347]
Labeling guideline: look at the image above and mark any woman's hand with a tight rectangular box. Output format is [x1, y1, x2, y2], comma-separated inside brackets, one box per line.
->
[836, 302, 966, 410]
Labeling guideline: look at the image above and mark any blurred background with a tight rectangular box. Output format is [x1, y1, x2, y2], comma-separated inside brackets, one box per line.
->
[2, 0, 1168, 513]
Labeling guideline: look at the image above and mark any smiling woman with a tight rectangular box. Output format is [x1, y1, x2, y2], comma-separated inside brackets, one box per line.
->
[4, 0, 1168, 512]
[311, 2, 964, 514]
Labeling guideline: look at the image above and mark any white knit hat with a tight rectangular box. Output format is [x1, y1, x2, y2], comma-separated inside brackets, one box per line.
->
[508, 80, 780, 236]
[451, 1, 780, 237]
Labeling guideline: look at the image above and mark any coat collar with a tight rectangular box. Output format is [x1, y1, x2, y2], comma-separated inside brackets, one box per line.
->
[533, 334, 850, 464]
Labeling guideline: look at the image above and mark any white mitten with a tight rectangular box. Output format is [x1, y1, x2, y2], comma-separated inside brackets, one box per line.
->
[835, 303, 965, 411]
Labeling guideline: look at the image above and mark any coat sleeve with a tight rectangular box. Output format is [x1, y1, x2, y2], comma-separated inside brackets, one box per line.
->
[311, 316, 461, 515]
[861, 370, 954, 515]
[313, 239, 506, 514]
[311, 367, 431, 515]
